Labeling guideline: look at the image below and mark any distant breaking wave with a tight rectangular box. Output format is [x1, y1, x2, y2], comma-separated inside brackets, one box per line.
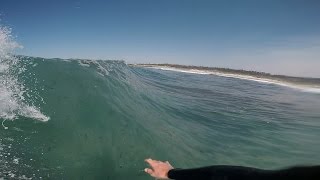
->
[133, 64, 320, 94]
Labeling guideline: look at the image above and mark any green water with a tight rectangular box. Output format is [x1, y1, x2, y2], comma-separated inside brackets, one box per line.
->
[1, 57, 320, 179]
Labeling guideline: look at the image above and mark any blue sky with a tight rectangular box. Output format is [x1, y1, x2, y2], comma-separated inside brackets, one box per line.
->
[1, 0, 320, 77]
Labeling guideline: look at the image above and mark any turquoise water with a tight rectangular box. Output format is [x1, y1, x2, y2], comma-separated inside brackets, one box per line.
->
[0, 56, 320, 179]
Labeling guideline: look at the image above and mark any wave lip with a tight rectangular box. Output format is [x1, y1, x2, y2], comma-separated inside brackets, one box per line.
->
[133, 64, 320, 94]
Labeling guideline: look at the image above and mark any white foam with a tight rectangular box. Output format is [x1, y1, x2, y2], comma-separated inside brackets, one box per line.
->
[13, 158, 19, 165]
[61, 58, 71, 62]
[146, 66, 320, 94]
[78, 60, 90, 67]
[77, 60, 110, 76]
[93, 61, 110, 76]
[0, 25, 49, 123]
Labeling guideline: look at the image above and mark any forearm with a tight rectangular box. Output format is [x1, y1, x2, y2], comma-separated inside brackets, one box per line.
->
[167, 165, 320, 180]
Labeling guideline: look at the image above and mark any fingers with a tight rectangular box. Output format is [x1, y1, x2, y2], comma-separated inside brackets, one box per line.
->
[144, 168, 154, 176]
[145, 158, 157, 168]
[145, 158, 162, 164]
[144, 158, 156, 177]
[145, 158, 153, 166]
[145, 158, 153, 163]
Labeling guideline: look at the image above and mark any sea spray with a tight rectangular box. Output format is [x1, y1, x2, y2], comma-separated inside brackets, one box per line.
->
[0, 25, 49, 123]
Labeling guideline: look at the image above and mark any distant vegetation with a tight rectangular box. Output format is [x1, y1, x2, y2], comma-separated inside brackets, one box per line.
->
[131, 63, 320, 86]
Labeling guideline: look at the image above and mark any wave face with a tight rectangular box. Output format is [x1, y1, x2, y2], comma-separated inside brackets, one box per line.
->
[1, 31, 320, 179]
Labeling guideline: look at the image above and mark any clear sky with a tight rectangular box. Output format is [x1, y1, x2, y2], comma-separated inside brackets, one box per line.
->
[1, 0, 320, 77]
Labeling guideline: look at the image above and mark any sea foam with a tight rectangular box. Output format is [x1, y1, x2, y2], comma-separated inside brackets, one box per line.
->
[0, 25, 49, 123]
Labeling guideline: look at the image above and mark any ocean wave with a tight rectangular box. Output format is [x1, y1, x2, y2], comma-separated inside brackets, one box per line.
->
[0, 55, 319, 178]
[0, 25, 49, 123]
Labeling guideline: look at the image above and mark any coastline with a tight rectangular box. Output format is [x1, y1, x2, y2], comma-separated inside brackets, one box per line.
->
[130, 63, 320, 93]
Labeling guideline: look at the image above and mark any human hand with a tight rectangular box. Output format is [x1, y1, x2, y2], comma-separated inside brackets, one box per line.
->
[144, 158, 174, 179]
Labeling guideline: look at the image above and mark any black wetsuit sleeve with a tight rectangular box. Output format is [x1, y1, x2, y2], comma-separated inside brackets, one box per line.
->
[167, 165, 320, 180]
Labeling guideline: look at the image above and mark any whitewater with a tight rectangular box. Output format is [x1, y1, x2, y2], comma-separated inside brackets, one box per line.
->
[1, 26, 320, 179]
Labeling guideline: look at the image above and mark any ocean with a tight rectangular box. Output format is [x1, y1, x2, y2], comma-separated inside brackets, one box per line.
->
[1, 30, 320, 179]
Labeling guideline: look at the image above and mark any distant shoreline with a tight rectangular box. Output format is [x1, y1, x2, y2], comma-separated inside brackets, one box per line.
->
[130, 63, 320, 92]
